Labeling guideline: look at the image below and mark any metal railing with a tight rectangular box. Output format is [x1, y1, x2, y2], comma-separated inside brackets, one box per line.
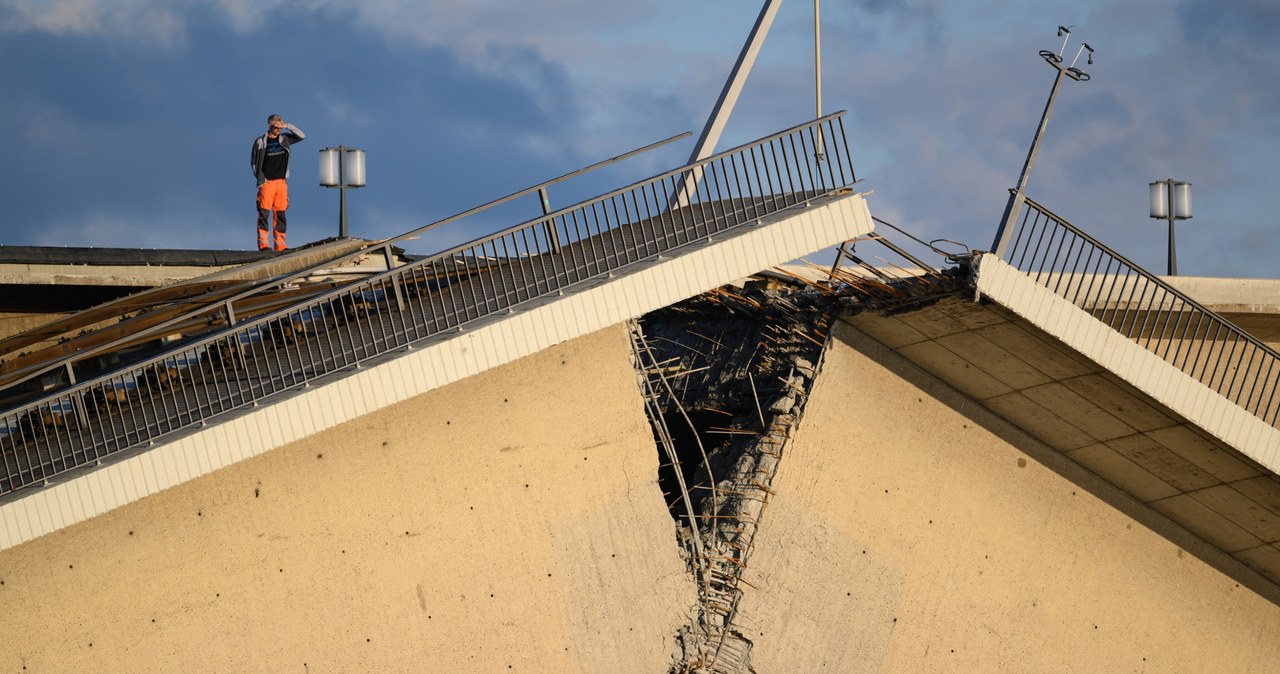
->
[0, 131, 694, 396]
[1000, 194, 1280, 427]
[0, 112, 855, 496]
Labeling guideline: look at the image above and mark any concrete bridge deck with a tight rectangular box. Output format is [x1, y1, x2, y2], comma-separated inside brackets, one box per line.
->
[0, 190, 874, 549]
[848, 261, 1280, 587]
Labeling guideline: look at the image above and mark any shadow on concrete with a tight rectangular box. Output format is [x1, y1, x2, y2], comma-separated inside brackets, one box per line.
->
[834, 319, 1280, 607]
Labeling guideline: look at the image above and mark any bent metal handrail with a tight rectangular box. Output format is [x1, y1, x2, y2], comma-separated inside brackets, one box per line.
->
[999, 193, 1280, 427]
[0, 112, 854, 496]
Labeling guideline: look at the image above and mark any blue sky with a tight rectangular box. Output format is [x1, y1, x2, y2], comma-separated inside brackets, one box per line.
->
[0, 0, 1276, 277]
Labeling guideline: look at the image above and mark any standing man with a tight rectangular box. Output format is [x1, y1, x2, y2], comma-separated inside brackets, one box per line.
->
[250, 114, 305, 252]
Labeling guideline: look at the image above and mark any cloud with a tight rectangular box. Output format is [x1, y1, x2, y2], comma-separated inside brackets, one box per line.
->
[0, 0, 187, 46]
[1, 0, 646, 63]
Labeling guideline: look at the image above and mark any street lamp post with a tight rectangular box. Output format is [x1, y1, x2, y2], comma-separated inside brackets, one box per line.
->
[990, 26, 1093, 257]
[1149, 179, 1192, 275]
[814, 0, 824, 160]
[319, 146, 366, 238]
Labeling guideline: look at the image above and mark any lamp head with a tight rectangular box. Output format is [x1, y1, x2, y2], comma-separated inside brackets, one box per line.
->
[1084, 43, 1094, 65]
[1055, 25, 1074, 59]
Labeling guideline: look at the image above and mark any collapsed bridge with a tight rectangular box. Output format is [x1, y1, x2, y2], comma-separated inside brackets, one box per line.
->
[2, 110, 1280, 672]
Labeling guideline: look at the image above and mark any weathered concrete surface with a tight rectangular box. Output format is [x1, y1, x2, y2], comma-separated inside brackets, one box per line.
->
[1164, 275, 1280, 315]
[1010, 271, 1280, 351]
[0, 239, 376, 342]
[0, 239, 373, 288]
[0, 312, 72, 344]
[846, 293, 1280, 586]
[0, 325, 694, 672]
[740, 321, 1280, 672]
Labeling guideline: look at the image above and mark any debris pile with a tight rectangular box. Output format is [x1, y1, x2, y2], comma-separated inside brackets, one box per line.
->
[631, 264, 967, 673]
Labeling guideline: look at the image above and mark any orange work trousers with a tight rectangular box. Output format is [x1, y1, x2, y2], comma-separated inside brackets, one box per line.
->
[256, 179, 289, 252]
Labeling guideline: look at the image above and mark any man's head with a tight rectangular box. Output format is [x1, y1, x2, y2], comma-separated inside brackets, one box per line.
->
[267, 114, 284, 136]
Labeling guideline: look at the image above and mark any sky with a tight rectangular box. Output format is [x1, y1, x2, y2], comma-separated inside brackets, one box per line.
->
[0, 0, 1277, 278]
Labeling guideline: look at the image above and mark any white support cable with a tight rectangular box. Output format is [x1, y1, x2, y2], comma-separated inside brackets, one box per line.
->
[814, 0, 824, 159]
[672, 0, 783, 209]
